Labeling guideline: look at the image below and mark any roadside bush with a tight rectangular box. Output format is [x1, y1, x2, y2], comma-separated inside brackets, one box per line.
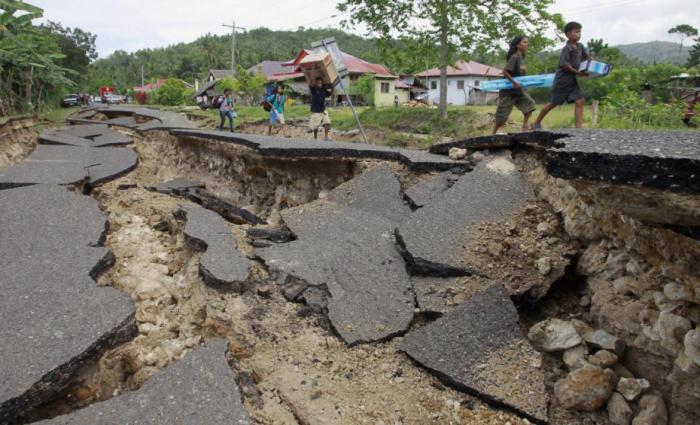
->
[599, 87, 690, 129]
[152, 78, 188, 106]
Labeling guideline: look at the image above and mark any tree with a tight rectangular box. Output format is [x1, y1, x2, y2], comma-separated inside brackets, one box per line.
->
[1, 0, 76, 114]
[232, 65, 266, 105]
[688, 38, 700, 67]
[39, 20, 97, 81]
[351, 74, 375, 106]
[668, 24, 698, 53]
[338, 0, 562, 119]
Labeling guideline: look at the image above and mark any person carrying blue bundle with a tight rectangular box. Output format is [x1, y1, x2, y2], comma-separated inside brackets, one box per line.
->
[532, 21, 589, 129]
[493, 35, 536, 134]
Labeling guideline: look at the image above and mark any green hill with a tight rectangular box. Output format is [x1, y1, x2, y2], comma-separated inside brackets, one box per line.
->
[616, 41, 690, 64]
[87, 27, 408, 92]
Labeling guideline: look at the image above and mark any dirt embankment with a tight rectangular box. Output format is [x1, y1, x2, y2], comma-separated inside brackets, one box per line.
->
[0, 117, 37, 169]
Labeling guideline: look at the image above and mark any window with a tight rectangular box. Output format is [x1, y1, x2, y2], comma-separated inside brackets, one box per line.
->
[430, 81, 437, 90]
[381, 82, 390, 93]
[457, 80, 465, 90]
[474, 80, 480, 87]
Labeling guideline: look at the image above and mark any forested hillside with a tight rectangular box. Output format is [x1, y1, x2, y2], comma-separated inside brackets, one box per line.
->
[86, 27, 442, 93]
[616, 41, 690, 64]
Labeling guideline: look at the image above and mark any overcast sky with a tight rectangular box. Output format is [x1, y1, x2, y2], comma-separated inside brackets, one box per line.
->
[30, 0, 700, 58]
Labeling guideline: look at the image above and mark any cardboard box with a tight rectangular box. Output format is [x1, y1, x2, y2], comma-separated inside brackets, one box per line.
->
[299, 53, 339, 85]
[579, 60, 611, 78]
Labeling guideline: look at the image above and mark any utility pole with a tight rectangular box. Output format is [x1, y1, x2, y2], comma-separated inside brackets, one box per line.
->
[140, 65, 144, 87]
[222, 21, 245, 77]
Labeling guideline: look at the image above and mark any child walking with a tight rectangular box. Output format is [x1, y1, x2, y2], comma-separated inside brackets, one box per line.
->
[267, 85, 288, 137]
[532, 21, 589, 129]
[493, 35, 536, 134]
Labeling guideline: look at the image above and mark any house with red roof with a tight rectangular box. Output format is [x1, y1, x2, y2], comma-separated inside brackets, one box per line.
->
[270, 49, 403, 107]
[416, 60, 502, 105]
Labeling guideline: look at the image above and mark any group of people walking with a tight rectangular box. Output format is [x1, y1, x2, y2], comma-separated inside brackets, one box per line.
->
[215, 21, 594, 140]
[493, 21, 590, 134]
[214, 77, 333, 141]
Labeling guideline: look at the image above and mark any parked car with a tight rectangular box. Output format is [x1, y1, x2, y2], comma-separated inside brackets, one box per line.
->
[60, 94, 81, 108]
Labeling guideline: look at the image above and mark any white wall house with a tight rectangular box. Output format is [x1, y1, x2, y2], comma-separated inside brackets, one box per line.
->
[416, 60, 502, 105]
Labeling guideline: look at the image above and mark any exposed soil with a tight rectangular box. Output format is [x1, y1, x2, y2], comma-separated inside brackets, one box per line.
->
[0, 117, 37, 169]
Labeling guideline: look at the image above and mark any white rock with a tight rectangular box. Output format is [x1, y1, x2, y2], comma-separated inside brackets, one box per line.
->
[652, 312, 692, 356]
[684, 329, 700, 367]
[528, 318, 583, 352]
[608, 392, 633, 425]
[536, 257, 552, 276]
[632, 394, 667, 425]
[470, 152, 485, 162]
[563, 345, 590, 370]
[448, 147, 468, 160]
[585, 329, 626, 356]
[617, 377, 650, 401]
[536, 222, 554, 237]
[588, 350, 618, 368]
[663, 282, 693, 302]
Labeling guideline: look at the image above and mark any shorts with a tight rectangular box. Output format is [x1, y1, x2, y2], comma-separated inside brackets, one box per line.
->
[550, 82, 584, 105]
[309, 111, 331, 130]
[494, 92, 536, 125]
[270, 110, 285, 125]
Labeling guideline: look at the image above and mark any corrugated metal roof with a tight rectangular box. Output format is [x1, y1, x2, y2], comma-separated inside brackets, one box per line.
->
[416, 60, 501, 78]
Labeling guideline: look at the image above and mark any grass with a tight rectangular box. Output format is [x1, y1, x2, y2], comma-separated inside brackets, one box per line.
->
[104, 101, 698, 150]
[41, 107, 80, 127]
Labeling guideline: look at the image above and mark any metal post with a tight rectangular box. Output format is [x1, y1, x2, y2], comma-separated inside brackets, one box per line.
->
[223, 21, 245, 77]
[231, 20, 235, 76]
[320, 40, 368, 144]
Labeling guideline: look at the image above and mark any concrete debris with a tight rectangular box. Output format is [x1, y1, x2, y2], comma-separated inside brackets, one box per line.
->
[257, 200, 414, 345]
[397, 153, 530, 277]
[0, 185, 136, 422]
[326, 164, 411, 224]
[176, 205, 251, 291]
[400, 284, 549, 423]
[39, 339, 251, 425]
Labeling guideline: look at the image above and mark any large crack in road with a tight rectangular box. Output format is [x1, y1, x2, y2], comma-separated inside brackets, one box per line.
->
[2, 106, 699, 425]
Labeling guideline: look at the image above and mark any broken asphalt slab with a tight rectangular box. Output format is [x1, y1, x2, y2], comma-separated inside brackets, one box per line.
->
[428, 131, 567, 155]
[326, 164, 412, 224]
[257, 200, 415, 346]
[151, 178, 264, 225]
[400, 284, 548, 423]
[149, 177, 205, 194]
[544, 128, 700, 194]
[0, 143, 137, 188]
[62, 123, 110, 138]
[40, 339, 251, 425]
[0, 185, 136, 422]
[169, 128, 462, 172]
[176, 205, 251, 291]
[397, 153, 531, 276]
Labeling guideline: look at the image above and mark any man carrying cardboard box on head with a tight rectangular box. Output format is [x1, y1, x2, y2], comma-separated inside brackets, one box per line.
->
[300, 53, 338, 141]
